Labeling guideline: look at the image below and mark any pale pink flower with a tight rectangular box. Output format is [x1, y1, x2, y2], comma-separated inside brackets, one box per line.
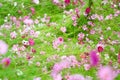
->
[53, 37, 64, 49]
[36, 62, 40, 67]
[30, 30, 35, 35]
[12, 44, 19, 52]
[53, 0, 59, 4]
[84, 64, 91, 70]
[23, 18, 33, 25]
[60, 27, 66, 33]
[97, 66, 117, 80]
[82, 25, 88, 31]
[1, 58, 11, 67]
[88, 21, 95, 27]
[72, 15, 77, 21]
[10, 16, 17, 22]
[105, 14, 113, 20]
[90, 14, 97, 20]
[46, 33, 51, 37]
[90, 29, 96, 34]
[10, 31, 17, 39]
[98, 15, 104, 21]
[34, 19, 39, 24]
[34, 31, 40, 38]
[53, 74, 62, 80]
[33, 77, 41, 80]
[22, 40, 29, 46]
[40, 51, 46, 55]
[78, 33, 85, 40]
[0, 40, 8, 55]
[73, 21, 77, 26]
[32, 0, 39, 4]
[67, 74, 85, 80]
[20, 46, 26, 51]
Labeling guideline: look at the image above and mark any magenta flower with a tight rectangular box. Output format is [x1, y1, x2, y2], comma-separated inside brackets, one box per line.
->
[85, 7, 91, 14]
[1, 58, 11, 67]
[64, 0, 70, 5]
[90, 50, 99, 66]
[97, 66, 118, 80]
[117, 53, 120, 64]
[31, 48, 36, 53]
[28, 38, 35, 46]
[97, 44, 104, 53]
[0, 40, 8, 55]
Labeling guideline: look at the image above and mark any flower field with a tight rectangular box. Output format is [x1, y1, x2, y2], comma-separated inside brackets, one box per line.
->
[0, 0, 120, 80]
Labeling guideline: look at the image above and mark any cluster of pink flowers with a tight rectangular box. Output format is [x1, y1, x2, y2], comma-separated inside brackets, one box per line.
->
[51, 55, 79, 80]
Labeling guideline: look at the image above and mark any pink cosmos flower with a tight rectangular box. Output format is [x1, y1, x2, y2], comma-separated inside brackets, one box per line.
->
[1, 58, 11, 67]
[30, 30, 35, 36]
[53, 74, 62, 80]
[53, 0, 59, 4]
[30, 7, 35, 14]
[10, 31, 17, 39]
[97, 43, 104, 53]
[23, 18, 33, 25]
[28, 38, 35, 46]
[75, 8, 79, 14]
[72, 15, 77, 21]
[90, 29, 96, 34]
[85, 7, 91, 14]
[60, 27, 66, 33]
[34, 19, 39, 24]
[34, 77, 41, 80]
[90, 50, 99, 66]
[31, 48, 36, 53]
[53, 37, 64, 49]
[67, 74, 85, 80]
[78, 33, 85, 41]
[36, 62, 40, 67]
[32, 0, 39, 4]
[12, 44, 19, 52]
[97, 66, 117, 80]
[40, 51, 46, 55]
[26, 54, 32, 60]
[82, 25, 88, 31]
[64, 0, 70, 5]
[73, 21, 77, 26]
[22, 40, 29, 46]
[0, 40, 8, 55]
[84, 64, 91, 71]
